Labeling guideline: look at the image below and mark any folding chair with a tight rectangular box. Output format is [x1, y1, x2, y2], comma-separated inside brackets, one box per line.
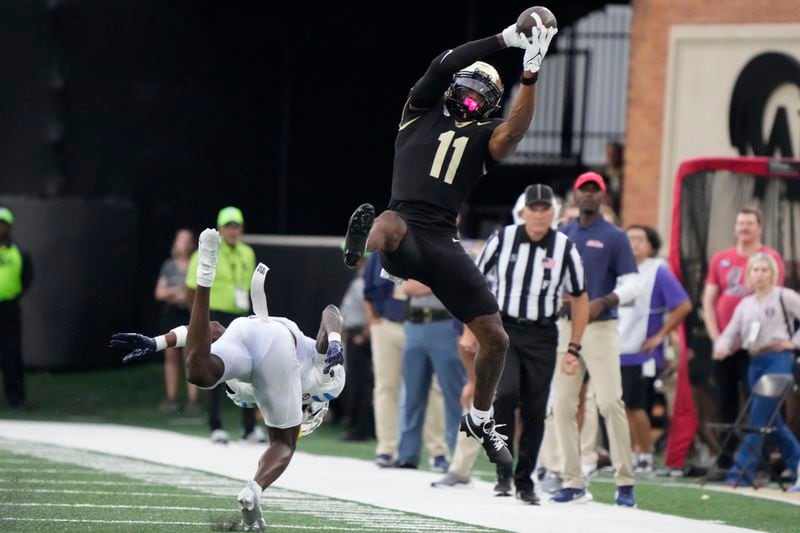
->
[703, 373, 797, 489]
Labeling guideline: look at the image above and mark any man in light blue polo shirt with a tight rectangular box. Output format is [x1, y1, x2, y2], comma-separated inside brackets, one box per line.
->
[550, 172, 643, 507]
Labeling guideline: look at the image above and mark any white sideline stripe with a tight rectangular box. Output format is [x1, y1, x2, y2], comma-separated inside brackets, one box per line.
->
[0, 517, 356, 530]
[0, 421, 761, 533]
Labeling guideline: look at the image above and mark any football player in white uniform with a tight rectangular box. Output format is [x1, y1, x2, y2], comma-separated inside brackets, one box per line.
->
[111, 229, 345, 532]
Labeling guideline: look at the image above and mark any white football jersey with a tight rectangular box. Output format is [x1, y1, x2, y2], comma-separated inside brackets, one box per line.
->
[269, 317, 346, 405]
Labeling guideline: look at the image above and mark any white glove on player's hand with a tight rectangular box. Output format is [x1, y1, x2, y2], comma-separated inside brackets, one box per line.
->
[225, 379, 258, 409]
[196, 228, 221, 288]
[522, 27, 557, 74]
[501, 24, 528, 49]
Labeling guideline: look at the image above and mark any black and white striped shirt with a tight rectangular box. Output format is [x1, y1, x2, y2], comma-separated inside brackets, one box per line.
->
[476, 225, 586, 320]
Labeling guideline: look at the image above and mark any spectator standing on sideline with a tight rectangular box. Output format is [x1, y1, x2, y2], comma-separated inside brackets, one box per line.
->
[476, 184, 588, 504]
[155, 228, 199, 415]
[702, 207, 784, 468]
[363, 253, 448, 466]
[339, 255, 374, 441]
[0, 207, 33, 409]
[392, 281, 463, 471]
[713, 253, 800, 491]
[186, 206, 262, 444]
[550, 172, 643, 507]
[619, 225, 691, 473]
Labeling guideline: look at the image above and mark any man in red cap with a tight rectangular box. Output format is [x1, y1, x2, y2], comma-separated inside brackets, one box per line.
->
[548, 172, 643, 507]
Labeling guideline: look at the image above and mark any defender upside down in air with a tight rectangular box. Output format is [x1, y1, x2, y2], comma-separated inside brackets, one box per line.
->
[111, 230, 345, 532]
[343, 16, 557, 466]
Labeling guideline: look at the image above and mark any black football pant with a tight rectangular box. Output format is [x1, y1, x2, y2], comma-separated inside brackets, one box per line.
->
[208, 311, 255, 435]
[494, 318, 558, 492]
[0, 310, 25, 407]
[343, 328, 375, 439]
[713, 349, 750, 467]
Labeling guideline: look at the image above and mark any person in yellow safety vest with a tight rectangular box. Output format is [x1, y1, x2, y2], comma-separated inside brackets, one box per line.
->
[0, 207, 34, 409]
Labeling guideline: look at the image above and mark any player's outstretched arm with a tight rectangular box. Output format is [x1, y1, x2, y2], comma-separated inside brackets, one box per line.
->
[314, 304, 343, 353]
[489, 27, 557, 161]
[111, 322, 226, 364]
[315, 305, 345, 375]
[408, 35, 505, 111]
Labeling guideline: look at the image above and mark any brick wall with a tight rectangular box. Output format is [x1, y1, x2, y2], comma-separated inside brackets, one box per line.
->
[623, 0, 800, 226]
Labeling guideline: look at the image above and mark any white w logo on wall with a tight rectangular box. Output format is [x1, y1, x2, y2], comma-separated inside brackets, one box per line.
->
[729, 52, 800, 158]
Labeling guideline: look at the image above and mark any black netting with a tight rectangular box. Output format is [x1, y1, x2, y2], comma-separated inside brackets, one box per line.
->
[679, 170, 800, 306]
[678, 169, 800, 362]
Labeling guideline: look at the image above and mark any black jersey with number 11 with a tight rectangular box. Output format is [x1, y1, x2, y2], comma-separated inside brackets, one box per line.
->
[388, 96, 501, 232]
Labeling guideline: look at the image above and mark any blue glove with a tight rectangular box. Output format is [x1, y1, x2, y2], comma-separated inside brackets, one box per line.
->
[110, 333, 157, 364]
[323, 340, 344, 376]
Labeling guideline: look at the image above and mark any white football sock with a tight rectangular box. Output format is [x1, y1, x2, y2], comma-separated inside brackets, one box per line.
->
[469, 406, 492, 426]
[196, 228, 221, 288]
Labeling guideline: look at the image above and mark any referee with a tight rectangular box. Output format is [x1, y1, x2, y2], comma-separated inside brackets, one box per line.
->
[475, 184, 588, 504]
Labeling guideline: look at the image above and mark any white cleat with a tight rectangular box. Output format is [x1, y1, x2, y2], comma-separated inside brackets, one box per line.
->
[210, 429, 229, 445]
[237, 479, 266, 531]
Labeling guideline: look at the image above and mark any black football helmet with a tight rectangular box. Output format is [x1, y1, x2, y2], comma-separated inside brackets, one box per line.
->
[444, 61, 503, 121]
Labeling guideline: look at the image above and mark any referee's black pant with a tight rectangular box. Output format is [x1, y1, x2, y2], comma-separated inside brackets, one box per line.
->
[0, 305, 25, 407]
[494, 317, 558, 492]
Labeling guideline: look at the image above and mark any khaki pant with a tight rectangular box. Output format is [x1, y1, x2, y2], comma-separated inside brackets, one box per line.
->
[370, 319, 447, 457]
[539, 382, 599, 472]
[551, 319, 634, 488]
[448, 408, 482, 478]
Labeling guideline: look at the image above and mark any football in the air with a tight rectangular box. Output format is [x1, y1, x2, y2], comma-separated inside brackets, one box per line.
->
[516, 6, 557, 38]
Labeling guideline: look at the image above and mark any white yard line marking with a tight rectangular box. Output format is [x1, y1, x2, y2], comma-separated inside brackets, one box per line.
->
[0, 517, 359, 530]
[0, 468, 101, 474]
[0, 478, 163, 486]
[1, 502, 234, 512]
[0, 501, 426, 521]
[0, 487, 226, 498]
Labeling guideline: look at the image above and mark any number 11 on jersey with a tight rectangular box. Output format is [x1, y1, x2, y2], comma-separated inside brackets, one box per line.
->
[430, 130, 468, 185]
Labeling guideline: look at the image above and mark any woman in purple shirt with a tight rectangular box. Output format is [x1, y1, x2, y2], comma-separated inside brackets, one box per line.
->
[619, 225, 691, 474]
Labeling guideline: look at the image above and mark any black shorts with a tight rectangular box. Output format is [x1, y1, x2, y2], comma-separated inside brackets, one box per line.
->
[621, 364, 655, 410]
[379, 222, 498, 324]
[160, 304, 190, 333]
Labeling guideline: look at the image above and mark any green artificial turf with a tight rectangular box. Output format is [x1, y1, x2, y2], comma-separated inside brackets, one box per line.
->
[0, 445, 498, 532]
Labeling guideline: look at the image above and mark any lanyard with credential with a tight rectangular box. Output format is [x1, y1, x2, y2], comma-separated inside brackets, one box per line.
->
[223, 244, 249, 311]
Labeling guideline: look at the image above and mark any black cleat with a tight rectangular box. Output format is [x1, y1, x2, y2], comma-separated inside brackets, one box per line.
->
[494, 476, 512, 497]
[516, 488, 540, 505]
[460, 414, 512, 467]
[344, 203, 375, 268]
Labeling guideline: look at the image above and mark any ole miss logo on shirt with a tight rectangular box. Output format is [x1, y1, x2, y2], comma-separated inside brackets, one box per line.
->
[586, 239, 604, 248]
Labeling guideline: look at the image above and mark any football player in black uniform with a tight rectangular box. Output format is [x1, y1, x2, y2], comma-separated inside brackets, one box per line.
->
[343, 22, 556, 466]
